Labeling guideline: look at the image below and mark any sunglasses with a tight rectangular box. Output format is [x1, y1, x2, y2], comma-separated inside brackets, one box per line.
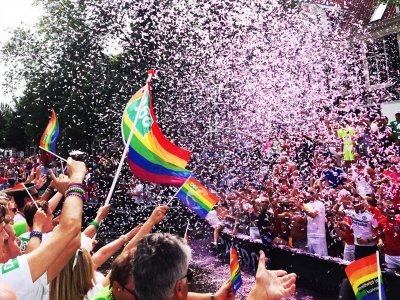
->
[120, 283, 139, 299]
[180, 268, 194, 283]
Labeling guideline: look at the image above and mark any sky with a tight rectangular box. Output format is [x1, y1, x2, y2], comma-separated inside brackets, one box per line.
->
[0, 0, 43, 106]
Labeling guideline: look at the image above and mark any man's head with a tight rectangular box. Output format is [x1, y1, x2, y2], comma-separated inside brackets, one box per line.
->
[395, 112, 400, 122]
[133, 233, 192, 300]
[11, 186, 39, 211]
[110, 251, 136, 300]
[385, 203, 397, 222]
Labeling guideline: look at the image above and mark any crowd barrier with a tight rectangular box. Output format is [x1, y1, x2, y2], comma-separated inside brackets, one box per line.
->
[217, 232, 400, 299]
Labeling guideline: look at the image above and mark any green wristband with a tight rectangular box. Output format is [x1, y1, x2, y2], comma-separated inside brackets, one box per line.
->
[90, 220, 99, 231]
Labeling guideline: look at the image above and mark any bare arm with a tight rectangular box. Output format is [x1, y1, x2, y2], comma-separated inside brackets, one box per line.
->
[83, 204, 111, 239]
[121, 206, 168, 255]
[26, 158, 86, 282]
[92, 224, 142, 268]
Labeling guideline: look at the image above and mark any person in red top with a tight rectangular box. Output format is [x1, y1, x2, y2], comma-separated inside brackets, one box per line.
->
[335, 216, 355, 261]
[378, 204, 400, 270]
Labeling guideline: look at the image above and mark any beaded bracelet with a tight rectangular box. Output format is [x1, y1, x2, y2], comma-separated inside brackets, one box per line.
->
[30, 231, 43, 241]
[65, 187, 85, 198]
[65, 191, 85, 202]
[90, 220, 99, 231]
[68, 183, 84, 189]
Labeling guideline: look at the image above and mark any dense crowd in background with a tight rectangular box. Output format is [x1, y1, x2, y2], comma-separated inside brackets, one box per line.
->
[0, 146, 299, 299]
[0, 109, 400, 299]
[204, 110, 400, 271]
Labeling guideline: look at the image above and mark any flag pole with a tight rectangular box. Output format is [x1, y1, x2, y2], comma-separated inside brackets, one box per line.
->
[166, 176, 192, 206]
[39, 146, 67, 162]
[184, 220, 190, 239]
[22, 183, 39, 209]
[377, 250, 382, 300]
[103, 71, 155, 206]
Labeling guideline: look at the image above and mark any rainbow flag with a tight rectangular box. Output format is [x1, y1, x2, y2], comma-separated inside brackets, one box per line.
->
[39, 109, 59, 153]
[345, 253, 386, 300]
[176, 176, 218, 218]
[230, 247, 243, 293]
[121, 80, 192, 186]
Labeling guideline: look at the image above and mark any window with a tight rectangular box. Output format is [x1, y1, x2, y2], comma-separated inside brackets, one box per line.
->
[370, 3, 388, 23]
[366, 34, 400, 86]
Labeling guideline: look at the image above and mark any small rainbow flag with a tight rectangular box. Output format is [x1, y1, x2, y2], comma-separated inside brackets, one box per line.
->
[39, 109, 59, 153]
[121, 77, 192, 186]
[230, 247, 243, 293]
[176, 176, 218, 218]
[345, 253, 386, 300]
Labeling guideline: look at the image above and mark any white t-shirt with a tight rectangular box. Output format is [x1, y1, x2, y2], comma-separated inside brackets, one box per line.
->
[352, 171, 373, 197]
[0, 254, 48, 300]
[344, 209, 378, 246]
[306, 200, 326, 238]
[85, 271, 106, 299]
[19, 232, 52, 253]
[132, 183, 144, 204]
[14, 213, 26, 223]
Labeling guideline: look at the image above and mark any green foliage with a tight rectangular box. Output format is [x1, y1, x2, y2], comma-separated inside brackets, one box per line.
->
[1, 0, 150, 155]
[377, 0, 400, 5]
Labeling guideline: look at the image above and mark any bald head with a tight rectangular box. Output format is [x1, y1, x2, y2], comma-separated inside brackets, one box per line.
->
[0, 282, 17, 300]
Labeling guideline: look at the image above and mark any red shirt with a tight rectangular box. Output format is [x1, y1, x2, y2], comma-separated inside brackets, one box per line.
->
[344, 216, 354, 245]
[378, 216, 400, 256]
[368, 206, 385, 223]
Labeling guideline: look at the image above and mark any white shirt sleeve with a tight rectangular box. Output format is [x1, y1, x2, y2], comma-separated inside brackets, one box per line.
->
[0, 255, 35, 299]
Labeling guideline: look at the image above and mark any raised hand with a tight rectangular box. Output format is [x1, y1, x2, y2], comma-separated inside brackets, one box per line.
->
[247, 251, 296, 300]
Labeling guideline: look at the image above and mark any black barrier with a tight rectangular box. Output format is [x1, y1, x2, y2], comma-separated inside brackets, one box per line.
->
[217, 232, 400, 299]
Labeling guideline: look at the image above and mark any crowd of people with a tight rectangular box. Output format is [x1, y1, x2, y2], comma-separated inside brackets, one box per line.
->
[0, 155, 297, 299]
[1, 109, 400, 299]
[207, 111, 400, 271]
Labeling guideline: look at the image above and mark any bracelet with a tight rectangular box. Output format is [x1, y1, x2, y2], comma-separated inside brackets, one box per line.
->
[68, 183, 84, 189]
[65, 187, 85, 198]
[30, 231, 43, 241]
[90, 220, 99, 231]
[65, 192, 85, 202]
[46, 186, 55, 193]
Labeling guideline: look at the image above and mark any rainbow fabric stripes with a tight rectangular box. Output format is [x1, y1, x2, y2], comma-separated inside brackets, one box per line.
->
[176, 176, 218, 218]
[121, 81, 192, 186]
[230, 247, 243, 293]
[345, 253, 386, 300]
[39, 109, 59, 153]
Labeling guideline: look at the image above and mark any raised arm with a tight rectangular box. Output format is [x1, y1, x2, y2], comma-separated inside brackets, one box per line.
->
[121, 206, 168, 254]
[92, 224, 142, 268]
[26, 158, 86, 282]
[83, 204, 111, 239]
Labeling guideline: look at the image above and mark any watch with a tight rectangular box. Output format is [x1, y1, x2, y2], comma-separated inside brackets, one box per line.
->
[211, 294, 216, 300]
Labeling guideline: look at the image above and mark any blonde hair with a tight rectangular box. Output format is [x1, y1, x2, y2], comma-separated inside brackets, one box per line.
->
[49, 249, 95, 300]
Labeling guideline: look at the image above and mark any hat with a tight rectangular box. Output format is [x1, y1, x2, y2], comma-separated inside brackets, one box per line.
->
[4, 183, 35, 196]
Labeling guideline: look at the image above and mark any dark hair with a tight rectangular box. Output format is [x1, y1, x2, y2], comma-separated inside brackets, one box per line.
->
[14, 191, 31, 209]
[110, 251, 134, 286]
[24, 201, 49, 228]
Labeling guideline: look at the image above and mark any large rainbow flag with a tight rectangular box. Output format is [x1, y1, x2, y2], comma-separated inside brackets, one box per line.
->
[176, 176, 219, 218]
[39, 109, 59, 153]
[121, 79, 192, 186]
[230, 247, 243, 293]
[345, 253, 386, 300]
